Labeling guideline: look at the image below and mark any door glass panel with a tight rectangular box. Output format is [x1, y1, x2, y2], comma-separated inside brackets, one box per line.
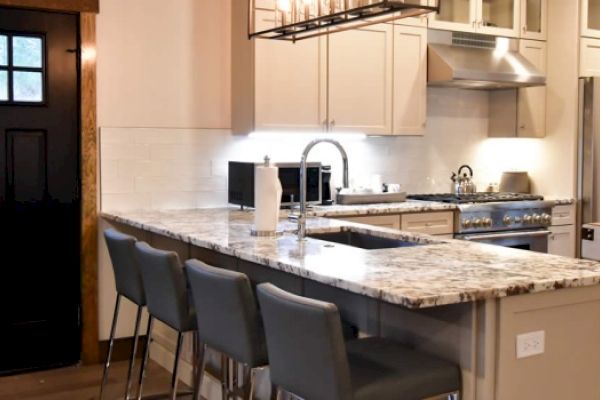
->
[12, 36, 42, 68]
[0, 35, 7, 66]
[590, 0, 600, 31]
[0, 70, 7, 101]
[13, 71, 43, 102]
[436, 0, 470, 23]
[482, 0, 515, 29]
[526, 0, 542, 33]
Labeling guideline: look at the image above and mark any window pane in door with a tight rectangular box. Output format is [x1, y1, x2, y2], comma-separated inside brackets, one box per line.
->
[526, 0, 542, 33]
[0, 36, 7, 66]
[482, 0, 514, 29]
[12, 36, 43, 68]
[0, 70, 7, 101]
[13, 71, 43, 102]
[437, 0, 470, 23]
[590, 0, 600, 31]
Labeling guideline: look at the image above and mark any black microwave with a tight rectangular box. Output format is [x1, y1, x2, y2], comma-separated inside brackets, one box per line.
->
[228, 161, 322, 208]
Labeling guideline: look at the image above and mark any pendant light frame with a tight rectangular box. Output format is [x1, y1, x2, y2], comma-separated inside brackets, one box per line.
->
[248, 0, 440, 41]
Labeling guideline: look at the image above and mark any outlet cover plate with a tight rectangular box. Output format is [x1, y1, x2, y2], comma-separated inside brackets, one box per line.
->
[516, 330, 545, 359]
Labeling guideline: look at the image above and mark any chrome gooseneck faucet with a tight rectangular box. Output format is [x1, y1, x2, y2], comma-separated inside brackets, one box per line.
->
[291, 138, 349, 240]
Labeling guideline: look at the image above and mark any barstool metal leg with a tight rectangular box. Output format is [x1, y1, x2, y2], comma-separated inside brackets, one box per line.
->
[170, 332, 184, 400]
[124, 304, 143, 400]
[100, 294, 122, 400]
[136, 316, 154, 400]
[221, 354, 229, 400]
[193, 342, 207, 400]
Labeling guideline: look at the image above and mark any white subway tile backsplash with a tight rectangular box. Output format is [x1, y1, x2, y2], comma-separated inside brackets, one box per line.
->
[99, 90, 544, 213]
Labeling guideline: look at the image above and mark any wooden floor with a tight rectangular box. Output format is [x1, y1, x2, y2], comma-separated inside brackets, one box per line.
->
[0, 360, 192, 400]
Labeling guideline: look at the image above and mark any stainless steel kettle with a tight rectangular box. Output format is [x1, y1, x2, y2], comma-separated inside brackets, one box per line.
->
[451, 165, 476, 194]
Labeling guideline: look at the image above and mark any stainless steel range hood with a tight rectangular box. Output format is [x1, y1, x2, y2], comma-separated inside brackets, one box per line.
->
[428, 31, 546, 90]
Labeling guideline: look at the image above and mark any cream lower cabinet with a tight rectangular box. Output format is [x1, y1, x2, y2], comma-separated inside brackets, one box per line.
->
[338, 211, 455, 237]
[327, 24, 393, 135]
[393, 25, 427, 135]
[342, 215, 401, 230]
[548, 225, 576, 258]
[517, 39, 547, 138]
[581, 38, 600, 77]
[548, 204, 576, 258]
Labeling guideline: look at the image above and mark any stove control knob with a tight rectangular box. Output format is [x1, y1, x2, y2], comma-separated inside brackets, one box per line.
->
[462, 219, 472, 228]
[523, 215, 533, 225]
[473, 218, 483, 228]
[483, 217, 493, 227]
[533, 214, 542, 224]
[514, 216, 523, 224]
[542, 213, 552, 225]
[503, 215, 513, 226]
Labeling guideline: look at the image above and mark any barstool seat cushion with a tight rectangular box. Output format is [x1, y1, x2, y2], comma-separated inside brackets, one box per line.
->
[346, 337, 461, 400]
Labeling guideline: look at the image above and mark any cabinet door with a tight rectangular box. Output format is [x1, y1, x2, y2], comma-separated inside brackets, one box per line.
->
[254, 10, 327, 131]
[520, 0, 546, 40]
[477, 0, 520, 38]
[517, 40, 547, 138]
[580, 38, 600, 77]
[394, 0, 430, 27]
[401, 212, 455, 235]
[393, 26, 427, 136]
[428, 0, 478, 32]
[342, 215, 401, 230]
[548, 225, 576, 258]
[582, 0, 600, 39]
[552, 204, 575, 226]
[327, 23, 393, 135]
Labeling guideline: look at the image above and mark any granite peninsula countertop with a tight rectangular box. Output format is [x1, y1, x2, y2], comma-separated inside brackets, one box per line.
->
[102, 206, 600, 309]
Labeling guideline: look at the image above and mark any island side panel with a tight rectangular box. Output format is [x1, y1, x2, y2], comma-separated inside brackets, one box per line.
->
[379, 300, 484, 400]
[496, 285, 600, 400]
[303, 280, 381, 336]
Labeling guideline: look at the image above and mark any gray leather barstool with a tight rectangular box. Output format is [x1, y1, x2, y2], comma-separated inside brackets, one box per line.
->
[101, 229, 147, 400]
[257, 283, 462, 400]
[185, 259, 272, 400]
[135, 242, 201, 400]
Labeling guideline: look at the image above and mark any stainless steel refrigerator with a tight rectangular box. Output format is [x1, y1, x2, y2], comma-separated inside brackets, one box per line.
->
[578, 77, 600, 259]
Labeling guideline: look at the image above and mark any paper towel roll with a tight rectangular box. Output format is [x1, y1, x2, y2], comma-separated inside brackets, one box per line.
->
[254, 165, 282, 232]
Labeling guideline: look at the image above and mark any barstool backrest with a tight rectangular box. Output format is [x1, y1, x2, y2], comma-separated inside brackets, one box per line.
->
[256, 283, 353, 400]
[104, 229, 145, 305]
[135, 242, 194, 332]
[185, 260, 268, 367]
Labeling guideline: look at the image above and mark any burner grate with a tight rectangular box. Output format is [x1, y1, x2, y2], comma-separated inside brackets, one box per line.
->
[407, 193, 544, 204]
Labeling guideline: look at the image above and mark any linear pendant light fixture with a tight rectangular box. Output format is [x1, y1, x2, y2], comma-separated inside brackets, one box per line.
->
[248, 0, 440, 41]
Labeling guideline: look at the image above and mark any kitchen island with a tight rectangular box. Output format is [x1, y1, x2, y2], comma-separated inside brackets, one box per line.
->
[103, 206, 600, 400]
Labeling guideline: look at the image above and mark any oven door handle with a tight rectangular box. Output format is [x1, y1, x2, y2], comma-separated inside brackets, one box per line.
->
[462, 230, 552, 241]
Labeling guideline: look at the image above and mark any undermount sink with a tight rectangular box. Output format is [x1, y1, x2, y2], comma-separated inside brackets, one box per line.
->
[308, 230, 426, 250]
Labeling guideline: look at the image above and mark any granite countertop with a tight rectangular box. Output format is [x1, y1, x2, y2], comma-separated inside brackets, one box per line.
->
[102, 207, 600, 309]
[309, 200, 457, 218]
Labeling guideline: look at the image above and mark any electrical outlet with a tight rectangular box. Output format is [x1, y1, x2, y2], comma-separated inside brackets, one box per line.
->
[516, 330, 545, 359]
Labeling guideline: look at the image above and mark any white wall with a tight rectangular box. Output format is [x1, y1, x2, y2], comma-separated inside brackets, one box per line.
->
[96, 0, 577, 340]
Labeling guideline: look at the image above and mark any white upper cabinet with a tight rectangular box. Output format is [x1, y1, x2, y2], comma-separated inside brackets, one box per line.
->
[327, 24, 394, 135]
[581, 38, 600, 77]
[429, 0, 519, 38]
[254, 11, 326, 132]
[582, 0, 600, 39]
[517, 40, 547, 137]
[393, 25, 427, 135]
[520, 0, 547, 40]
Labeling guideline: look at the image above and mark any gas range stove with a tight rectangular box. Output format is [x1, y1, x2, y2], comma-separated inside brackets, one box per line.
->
[408, 193, 554, 235]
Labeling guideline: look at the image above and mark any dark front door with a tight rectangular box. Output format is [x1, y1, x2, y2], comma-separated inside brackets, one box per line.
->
[0, 7, 80, 374]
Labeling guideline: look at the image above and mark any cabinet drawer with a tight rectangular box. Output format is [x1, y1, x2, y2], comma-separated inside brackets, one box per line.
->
[552, 204, 575, 226]
[401, 212, 454, 235]
[342, 215, 401, 230]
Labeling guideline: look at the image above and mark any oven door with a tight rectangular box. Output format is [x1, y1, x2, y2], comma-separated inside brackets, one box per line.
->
[456, 229, 551, 253]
